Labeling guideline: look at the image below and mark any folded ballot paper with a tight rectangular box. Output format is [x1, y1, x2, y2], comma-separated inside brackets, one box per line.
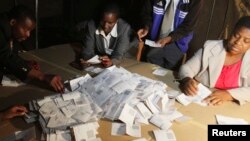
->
[28, 66, 188, 140]
[145, 39, 162, 48]
[176, 83, 212, 106]
[87, 55, 101, 64]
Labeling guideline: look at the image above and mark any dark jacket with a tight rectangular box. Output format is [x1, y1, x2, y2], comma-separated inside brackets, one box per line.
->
[141, 0, 203, 41]
[81, 19, 132, 65]
[0, 14, 31, 81]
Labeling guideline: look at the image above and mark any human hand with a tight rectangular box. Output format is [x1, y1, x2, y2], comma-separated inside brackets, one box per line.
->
[179, 77, 198, 96]
[44, 74, 64, 93]
[27, 60, 40, 70]
[137, 28, 149, 41]
[1, 105, 28, 120]
[100, 56, 113, 67]
[203, 90, 234, 106]
[80, 58, 91, 68]
[156, 36, 172, 47]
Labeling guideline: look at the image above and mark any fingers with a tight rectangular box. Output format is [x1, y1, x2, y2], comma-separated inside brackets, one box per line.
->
[100, 56, 112, 67]
[203, 96, 223, 106]
[51, 76, 64, 93]
[137, 29, 148, 39]
[182, 79, 198, 96]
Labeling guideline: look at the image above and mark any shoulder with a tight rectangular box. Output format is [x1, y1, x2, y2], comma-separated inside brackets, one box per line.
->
[117, 19, 131, 31]
[203, 40, 224, 51]
[201, 40, 225, 58]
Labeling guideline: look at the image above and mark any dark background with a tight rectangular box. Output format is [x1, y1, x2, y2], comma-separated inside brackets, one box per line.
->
[0, 0, 249, 59]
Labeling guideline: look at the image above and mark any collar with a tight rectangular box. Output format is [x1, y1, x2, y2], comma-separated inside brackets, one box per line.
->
[95, 22, 118, 38]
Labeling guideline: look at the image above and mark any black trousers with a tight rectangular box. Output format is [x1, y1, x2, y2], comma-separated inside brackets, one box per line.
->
[146, 42, 184, 71]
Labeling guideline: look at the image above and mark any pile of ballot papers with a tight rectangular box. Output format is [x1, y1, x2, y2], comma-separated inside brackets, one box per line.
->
[28, 66, 194, 141]
[28, 86, 102, 140]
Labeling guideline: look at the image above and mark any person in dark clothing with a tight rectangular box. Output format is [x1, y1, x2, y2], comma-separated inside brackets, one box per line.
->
[0, 5, 64, 93]
[80, 3, 133, 68]
[137, 0, 203, 70]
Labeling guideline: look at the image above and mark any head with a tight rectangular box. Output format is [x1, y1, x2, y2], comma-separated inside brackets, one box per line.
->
[100, 3, 120, 35]
[8, 5, 36, 42]
[226, 16, 250, 55]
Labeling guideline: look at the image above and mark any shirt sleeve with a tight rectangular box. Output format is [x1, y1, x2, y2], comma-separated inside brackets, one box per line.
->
[169, 0, 204, 41]
[0, 32, 31, 81]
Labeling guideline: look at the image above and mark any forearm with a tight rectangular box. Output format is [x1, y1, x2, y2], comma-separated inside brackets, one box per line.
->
[27, 69, 46, 81]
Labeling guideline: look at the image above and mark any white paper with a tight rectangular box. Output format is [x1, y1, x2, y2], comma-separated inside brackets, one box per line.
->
[136, 102, 152, 119]
[153, 130, 176, 141]
[145, 39, 162, 47]
[47, 112, 68, 128]
[62, 91, 81, 101]
[61, 104, 78, 118]
[150, 115, 172, 130]
[72, 122, 99, 141]
[126, 124, 141, 137]
[153, 68, 168, 76]
[87, 55, 101, 64]
[111, 122, 126, 136]
[39, 101, 58, 118]
[216, 114, 248, 125]
[118, 104, 137, 125]
[176, 83, 211, 106]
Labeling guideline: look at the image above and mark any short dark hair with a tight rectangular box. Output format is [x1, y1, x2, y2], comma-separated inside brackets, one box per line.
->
[102, 3, 120, 18]
[234, 16, 250, 32]
[8, 5, 36, 22]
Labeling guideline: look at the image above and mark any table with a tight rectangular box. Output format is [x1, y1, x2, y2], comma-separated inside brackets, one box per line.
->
[1, 44, 250, 141]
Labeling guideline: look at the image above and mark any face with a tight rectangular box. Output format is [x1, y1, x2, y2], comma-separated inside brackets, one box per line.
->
[100, 13, 118, 35]
[11, 17, 36, 42]
[226, 27, 250, 55]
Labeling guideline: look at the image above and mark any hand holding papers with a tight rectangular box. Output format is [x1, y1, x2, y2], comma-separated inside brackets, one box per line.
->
[176, 83, 211, 106]
[87, 55, 101, 64]
[145, 39, 162, 47]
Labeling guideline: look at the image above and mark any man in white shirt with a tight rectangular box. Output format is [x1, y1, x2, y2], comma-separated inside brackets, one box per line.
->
[80, 3, 133, 68]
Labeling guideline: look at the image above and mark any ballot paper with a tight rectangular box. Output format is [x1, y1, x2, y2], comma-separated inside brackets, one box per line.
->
[216, 114, 248, 125]
[47, 131, 72, 141]
[150, 115, 172, 130]
[23, 112, 38, 123]
[85, 66, 104, 74]
[47, 112, 68, 128]
[145, 39, 162, 47]
[69, 74, 92, 91]
[39, 101, 59, 118]
[126, 124, 141, 137]
[87, 55, 101, 64]
[61, 104, 78, 118]
[118, 104, 137, 125]
[62, 91, 81, 101]
[153, 68, 168, 76]
[153, 130, 176, 141]
[72, 122, 99, 141]
[145, 94, 161, 114]
[111, 122, 141, 137]
[111, 122, 126, 136]
[176, 83, 211, 106]
[136, 102, 152, 119]
[1, 75, 25, 87]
